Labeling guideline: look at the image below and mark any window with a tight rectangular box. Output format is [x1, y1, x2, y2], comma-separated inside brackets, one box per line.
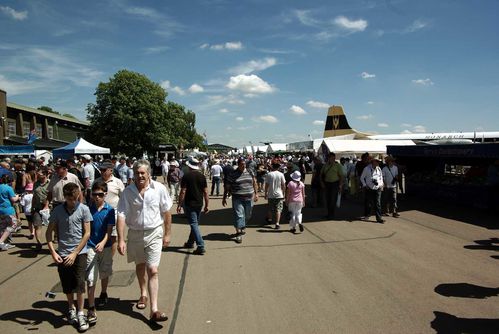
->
[36, 124, 43, 138]
[23, 122, 31, 137]
[7, 121, 16, 136]
[47, 126, 54, 139]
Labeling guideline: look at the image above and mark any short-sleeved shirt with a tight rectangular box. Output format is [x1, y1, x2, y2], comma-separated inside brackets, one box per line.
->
[126, 167, 134, 182]
[47, 172, 84, 203]
[287, 180, 305, 203]
[265, 170, 286, 199]
[82, 163, 95, 189]
[117, 180, 172, 230]
[0, 184, 16, 215]
[321, 162, 345, 183]
[180, 170, 207, 208]
[116, 164, 129, 184]
[227, 168, 255, 198]
[210, 164, 223, 178]
[94, 176, 124, 209]
[32, 180, 50, 211]
[88, 202, 115, 248]
[49, 202, 93, 257]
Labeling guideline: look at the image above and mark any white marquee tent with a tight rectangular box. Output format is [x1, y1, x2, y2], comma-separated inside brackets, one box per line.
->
[52, 138, 111, 159]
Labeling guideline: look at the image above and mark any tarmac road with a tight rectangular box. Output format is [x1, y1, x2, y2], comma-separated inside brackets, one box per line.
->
[0, 177, 498, 333]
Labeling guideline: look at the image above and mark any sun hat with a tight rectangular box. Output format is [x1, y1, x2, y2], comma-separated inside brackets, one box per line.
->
[81, 154, 92, 161]
[186, 158, 200, 170]
[291, 170, 301, 181]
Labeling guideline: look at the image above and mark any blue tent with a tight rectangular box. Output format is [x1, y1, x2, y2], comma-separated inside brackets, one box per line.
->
[0, 145, 35, 155]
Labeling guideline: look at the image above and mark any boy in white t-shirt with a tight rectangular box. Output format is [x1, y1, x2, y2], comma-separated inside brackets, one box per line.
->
[20, 183, 34, 239]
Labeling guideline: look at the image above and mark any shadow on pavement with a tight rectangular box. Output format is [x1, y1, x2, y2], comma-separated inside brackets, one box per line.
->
[203, 232, 234, 242]
[434, 283, 499, 299]
[430, 311, 499, 334]
[464, 238, 499, 251]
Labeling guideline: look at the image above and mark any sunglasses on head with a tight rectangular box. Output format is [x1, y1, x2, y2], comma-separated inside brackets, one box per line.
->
[91, 192, 106, 197]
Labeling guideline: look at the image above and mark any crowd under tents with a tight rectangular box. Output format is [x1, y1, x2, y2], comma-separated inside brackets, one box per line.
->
[52, 138, 110, 160]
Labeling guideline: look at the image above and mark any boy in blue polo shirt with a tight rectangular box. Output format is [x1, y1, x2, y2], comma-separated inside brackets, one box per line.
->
[46, 182, 92, 332]
[85, 180, 115, 325]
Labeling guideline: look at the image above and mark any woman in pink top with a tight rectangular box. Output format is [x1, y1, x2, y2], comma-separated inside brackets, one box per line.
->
[286, 171, 305, 234]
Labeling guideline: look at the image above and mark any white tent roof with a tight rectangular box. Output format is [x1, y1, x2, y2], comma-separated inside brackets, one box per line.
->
[267, 143, 287, 153]
[254, 145, 268, 153]
[53, 138, 110, 159]
[320, 139, 415, 155]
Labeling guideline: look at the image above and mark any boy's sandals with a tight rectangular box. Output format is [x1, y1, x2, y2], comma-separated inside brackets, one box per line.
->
[136, 296, 148, 310]
[150, 311, 168, 322]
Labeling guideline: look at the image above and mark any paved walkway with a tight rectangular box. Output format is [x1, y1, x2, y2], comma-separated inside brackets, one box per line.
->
[1, 177, 498, 333]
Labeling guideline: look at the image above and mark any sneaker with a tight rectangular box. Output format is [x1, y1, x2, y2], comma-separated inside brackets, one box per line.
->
[275, 224, 280, 230]
[377, 219, 385, 224]
[0, 243, 15, 251]
[87, 307, 97, 324]
[240, 228, 246, 235]
[193, 247, 206, 255]
[96, 292, 108, 308]
[290, 228, 296, 234]
[77, 313, 89, 332]
[235, 235, 242, 244]
[299, 224, 304, 232]
[68, 308, 77, 325]
[361, 216, 370, 221]
[393, 212, 400, 218]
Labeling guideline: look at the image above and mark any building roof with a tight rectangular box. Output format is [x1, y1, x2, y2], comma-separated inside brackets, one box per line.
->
[7, 102, 89, 126]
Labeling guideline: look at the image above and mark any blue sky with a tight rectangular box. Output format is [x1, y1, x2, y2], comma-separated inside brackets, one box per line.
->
[1, 0, 498, 148]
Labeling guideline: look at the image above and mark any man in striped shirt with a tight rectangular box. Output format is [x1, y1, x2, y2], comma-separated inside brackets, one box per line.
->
[222, 157, 258, 244]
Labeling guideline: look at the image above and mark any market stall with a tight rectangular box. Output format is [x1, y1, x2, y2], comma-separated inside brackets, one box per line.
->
[52, 138, 110, 160]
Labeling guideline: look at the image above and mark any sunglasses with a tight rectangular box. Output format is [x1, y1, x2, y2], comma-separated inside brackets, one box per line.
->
[91, 192, 106, 197]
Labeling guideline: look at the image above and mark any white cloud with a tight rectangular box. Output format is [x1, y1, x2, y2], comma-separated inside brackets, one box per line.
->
[366, 101, 375, 105]
[219, 108, 230, 113]
[0, 74, 45, 96]
[0, 48, 102, 95]
[144, 46, 169, 54]
[333, 16, 367, 32]
[201, 41, 243, 51]
[258, 115, 278, 123]
[294, 10, 320, 27]
[290, 105, 307, 115]
[401, 123, 412, 127]
[405, 19, 428, 33]
[313, 120, 325, 125]
[377, 123, 389, 128]
[235, 117, 244, 121]
[229, 57, 277, 75]
[413, 125, 427, 133]
[188, 83, 204, 93]
[412, 78, 434, 86]
[361, 71, 376, 79]
[306, 100, 329, 109]
[160, 80, 185, 95]
[356, 114, 374, 120]
[0, 6, 27, 20]
[122, 5, 182, 37]
[226, 74, 275, 94]
[401, 129, 412, 134]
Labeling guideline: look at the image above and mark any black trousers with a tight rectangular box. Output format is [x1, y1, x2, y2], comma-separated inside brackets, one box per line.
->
[324, 181, 339, 218]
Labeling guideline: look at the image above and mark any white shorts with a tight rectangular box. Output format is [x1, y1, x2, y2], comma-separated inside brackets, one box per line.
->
[86, 247, 113, 287]
[127, 225, 164, 267]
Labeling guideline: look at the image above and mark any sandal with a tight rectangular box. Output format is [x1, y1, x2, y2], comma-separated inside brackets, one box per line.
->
[136, 296, 148, 310]
[150, 311, 168, 322]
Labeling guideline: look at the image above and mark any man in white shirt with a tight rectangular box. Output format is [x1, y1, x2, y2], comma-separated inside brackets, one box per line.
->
[360, 157, 385, 223]
[382, 156, 400, 218]
[117, 160, 172, 323]
[210, 160, 223, 196]
[264, 162, 286, 229]
[82, 155, 95, 203]
[161, 158, 170, 186]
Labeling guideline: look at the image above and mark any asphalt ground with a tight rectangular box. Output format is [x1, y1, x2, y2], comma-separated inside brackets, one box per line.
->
[0, 175, 498, 333]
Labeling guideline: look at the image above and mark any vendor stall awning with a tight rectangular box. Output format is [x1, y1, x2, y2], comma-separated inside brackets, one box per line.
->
[0, 145, 35, 155]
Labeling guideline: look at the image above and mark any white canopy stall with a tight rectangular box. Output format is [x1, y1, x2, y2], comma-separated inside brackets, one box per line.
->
[52, 138, 111, 160]
[266, 143, 287, 154]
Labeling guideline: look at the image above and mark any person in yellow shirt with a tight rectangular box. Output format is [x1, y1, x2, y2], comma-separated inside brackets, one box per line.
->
[320, 152, 345, 219]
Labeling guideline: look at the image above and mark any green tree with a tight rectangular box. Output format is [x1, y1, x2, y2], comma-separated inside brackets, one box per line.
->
[87, 69, 203, 157]
[62, 113, 77, 119]
[38, 106, 60, 115]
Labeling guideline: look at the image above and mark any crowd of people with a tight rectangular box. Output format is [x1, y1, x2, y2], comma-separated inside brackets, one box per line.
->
[0, 151, 402, 332]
